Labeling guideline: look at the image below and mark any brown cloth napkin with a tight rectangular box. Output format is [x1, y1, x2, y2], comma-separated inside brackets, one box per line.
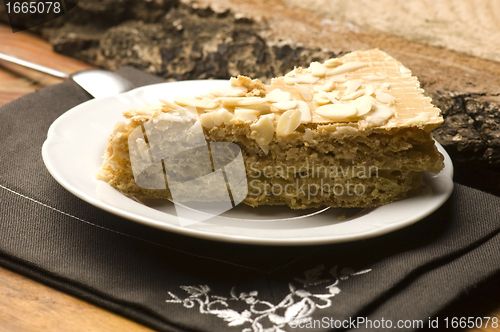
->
[1, 67, 499, 332]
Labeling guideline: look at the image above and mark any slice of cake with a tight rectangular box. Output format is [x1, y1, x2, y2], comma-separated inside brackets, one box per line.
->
[97, 49, 444, 209]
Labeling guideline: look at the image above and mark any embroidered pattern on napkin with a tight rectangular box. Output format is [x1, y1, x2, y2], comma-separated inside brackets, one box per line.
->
[165, 264, 371, 331]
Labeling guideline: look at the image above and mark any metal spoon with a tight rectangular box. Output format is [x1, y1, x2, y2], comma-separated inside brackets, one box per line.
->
[0, 52, 134, 98]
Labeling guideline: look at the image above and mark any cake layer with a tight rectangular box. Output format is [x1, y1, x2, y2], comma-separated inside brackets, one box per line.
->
[96, 113, 430, 209]
[206, 124, 444, 173]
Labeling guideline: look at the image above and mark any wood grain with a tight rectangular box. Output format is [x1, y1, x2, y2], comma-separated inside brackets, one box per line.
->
[0, 24, 93, 106]
[0, 266, 154, 332]
[282, 0, 500, 63]
[0, 25, 154, 332]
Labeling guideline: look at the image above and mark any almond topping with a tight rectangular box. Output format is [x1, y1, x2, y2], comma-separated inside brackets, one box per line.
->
[217, 97, 267, 107]
[218, 97, 270, 112]
[310, 62, 328, 77]
[314, 92, 331, 106]
[174, 97, 219, 109]
[158, 99, 181, 112]
[234, 108, 259, 122]
[199, 113, 215, 128]
[328, 74, 348, 82]
[266, 89, 292, 103]
[352, 95, 375, 116]
[284, 76, 320, 85]
[341, 90, 365, 101]
[344, 79, 362, 95]
[276, 109, 302, 136]
[272, 100, 298, 111]
[250, 116, 275, 148]
[218, 108, 233, 123]
[211, 111, 224, 126]
[295, 83, 313, 101]
[323, 58, 341, 68]
[326, 62, 368, 76]
[365, 84, 375, 96]
[261, 113, 276, 121]
[315, 103, 357, 122]
[375, 90, 395, 105]
[365, 104, 394, 126]
[325, 91, 340, 104]
[128, 104, 162, 117]
[297, 101, 311, 123]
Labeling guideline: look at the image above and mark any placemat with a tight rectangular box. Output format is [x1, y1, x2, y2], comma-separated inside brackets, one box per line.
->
[1, 67, 499, 332]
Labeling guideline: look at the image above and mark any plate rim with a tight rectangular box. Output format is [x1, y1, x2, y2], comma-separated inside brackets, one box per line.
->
[42, 80, 454, 246]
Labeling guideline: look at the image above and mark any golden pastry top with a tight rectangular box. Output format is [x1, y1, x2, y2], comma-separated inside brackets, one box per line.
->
[125, 49, 443, 153]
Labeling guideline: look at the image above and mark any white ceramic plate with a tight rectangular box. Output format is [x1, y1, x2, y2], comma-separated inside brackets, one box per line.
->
[42, 80, 454, 246]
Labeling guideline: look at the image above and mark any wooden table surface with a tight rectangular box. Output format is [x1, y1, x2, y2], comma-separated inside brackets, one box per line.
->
[0, 24, 154, 332]
[0, 23, 499, 332]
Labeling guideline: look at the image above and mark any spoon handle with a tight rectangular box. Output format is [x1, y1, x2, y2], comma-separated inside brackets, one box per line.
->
[0, 52, 70, 79]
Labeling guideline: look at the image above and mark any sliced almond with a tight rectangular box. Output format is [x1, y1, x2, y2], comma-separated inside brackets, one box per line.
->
[341, 90, 365, 101]
[199, 113, 215, 128]
[217, 96, 267, 107]
[128, 104, 162, 117]
[324, 58, 341, 68]
[365, 104, 394, 126]
[344, 79, 362, 95]
[411, 113, 430, 123]
[211, 111, 224, 126]
[266, 89, 292, 103]
[174, 96, 219, 109]
[218, 108, 233, 123]
[315, 103, 357, 122]
[329, 74, 348, 82]
[272, 100, 298, 111]
[158, 99, 182, 112]
[218, 97, 270, 112]
[261, 113, 276, 121]
[325, 91, 340, 103]
[297, 100, 311, 123]
[326, 62, 368, 76]
[157, 106, 197, 121]
[210, 86, 247, 97]
[314, 80, 336, 93]
[276, 109, 302, 136]
[353, 95, 375, 116]
[365, 84, 375, 96]
[375, 90, 396, 105]
[250, 116, 274, 147]
[284, 76, 320, 85]
[322, 81, 337, 92]
[295, 83, 313, 101]
[310, 62, 328, 77]
[314, 92, 331, 106]
[234, 108, 259, 122]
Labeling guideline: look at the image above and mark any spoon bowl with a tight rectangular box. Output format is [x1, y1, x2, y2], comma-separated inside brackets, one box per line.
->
[70, 69, 135, 98]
